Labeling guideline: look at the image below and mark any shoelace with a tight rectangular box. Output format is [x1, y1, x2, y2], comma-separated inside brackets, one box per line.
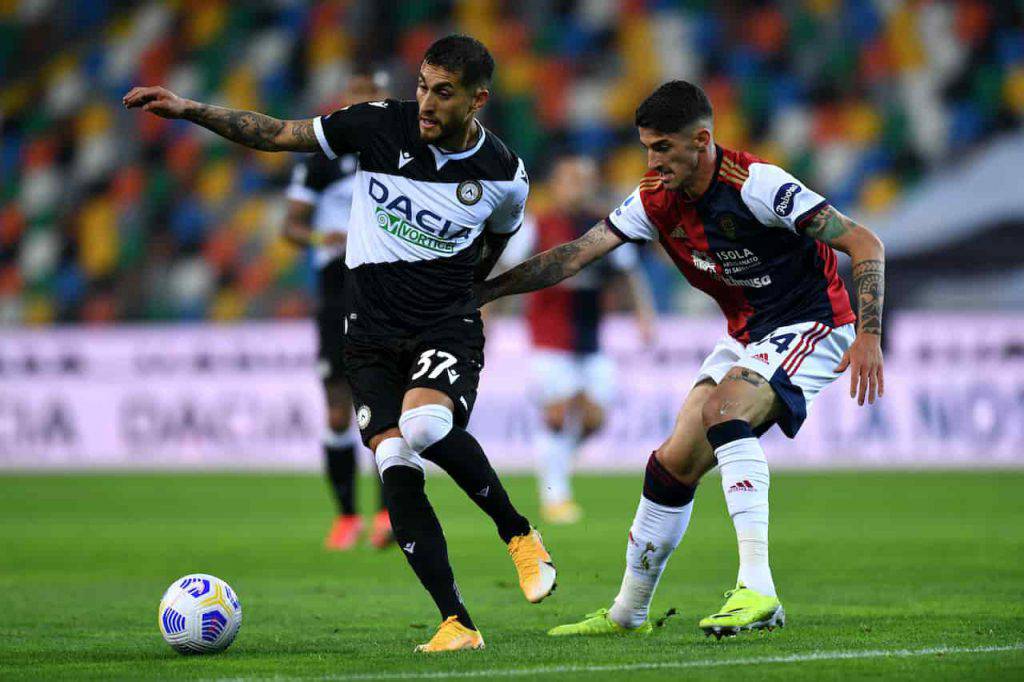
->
[508, 535, 539, 580]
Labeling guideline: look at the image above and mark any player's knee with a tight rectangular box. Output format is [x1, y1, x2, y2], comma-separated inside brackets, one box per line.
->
[542, 403, 567, 432]
[398, 404, 454, 454]
[654, 446, 704, 487]
[701, 390, 752, 431]
[327, 406, 351, 432]
[374, 436, 425, 477]
[582, 410, 604, 436]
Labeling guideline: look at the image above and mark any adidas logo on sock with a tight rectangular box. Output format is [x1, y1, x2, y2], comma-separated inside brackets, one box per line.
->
[727, 480, 756, 493]
[402, 542, 416, 554]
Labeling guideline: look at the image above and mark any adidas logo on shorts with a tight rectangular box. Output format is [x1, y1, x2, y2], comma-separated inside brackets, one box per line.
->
[728, 480, 756, 493]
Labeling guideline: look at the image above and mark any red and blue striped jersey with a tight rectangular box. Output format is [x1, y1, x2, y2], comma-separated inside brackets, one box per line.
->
[523, 210, 637, 353]
[605, 145, 855, 344]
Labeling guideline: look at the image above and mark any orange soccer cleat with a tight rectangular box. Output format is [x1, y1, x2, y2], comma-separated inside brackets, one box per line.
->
[369, 509, 394, 549]
[324, 514, 363, 551]
[414, 616, 485, 653]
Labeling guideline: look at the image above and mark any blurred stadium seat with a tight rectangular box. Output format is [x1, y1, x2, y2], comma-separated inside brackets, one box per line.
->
[1, 0, 1022, 324]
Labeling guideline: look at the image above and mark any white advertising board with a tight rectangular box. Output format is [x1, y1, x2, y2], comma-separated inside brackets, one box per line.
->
[1, 315, 1021, 470]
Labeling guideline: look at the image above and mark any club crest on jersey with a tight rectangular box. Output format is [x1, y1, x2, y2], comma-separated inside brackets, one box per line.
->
[719, 214, 738, 240]
[692, 250, 717, 274]
[773, 183, 802, 217]
[457, 179, 483, 206]
[356, 405, 371, 430]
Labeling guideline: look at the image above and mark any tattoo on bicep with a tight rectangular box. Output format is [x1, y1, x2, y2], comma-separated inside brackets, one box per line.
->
[724, 368, 767, 388]
[803, 206, 853, 243]
[288, 120, 318, 150]
[186, 104, 286, 151]
[853, 259, 884, 335]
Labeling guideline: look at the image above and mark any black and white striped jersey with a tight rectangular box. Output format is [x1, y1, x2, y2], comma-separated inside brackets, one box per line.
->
[286, 152, 358, 269]
[312, 99, 528, 336]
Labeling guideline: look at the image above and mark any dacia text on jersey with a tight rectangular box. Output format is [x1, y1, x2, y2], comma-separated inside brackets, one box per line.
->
[369, 178, 474, 254]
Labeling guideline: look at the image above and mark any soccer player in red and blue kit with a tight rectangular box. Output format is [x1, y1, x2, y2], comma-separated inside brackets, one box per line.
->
[478, 80, 885, 637]
[511, 155, 655, 525]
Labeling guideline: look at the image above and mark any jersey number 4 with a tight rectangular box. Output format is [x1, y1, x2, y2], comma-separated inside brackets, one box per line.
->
[411, 349, 459, 382]
[767, 332, 797, 354]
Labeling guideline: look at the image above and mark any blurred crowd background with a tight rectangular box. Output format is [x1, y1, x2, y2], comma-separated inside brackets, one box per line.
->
[3, 0, 1023, 325]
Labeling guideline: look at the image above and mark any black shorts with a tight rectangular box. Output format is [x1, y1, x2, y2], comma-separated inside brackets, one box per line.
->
[344, 313, 485, 445]
[317, 258, 347, 386]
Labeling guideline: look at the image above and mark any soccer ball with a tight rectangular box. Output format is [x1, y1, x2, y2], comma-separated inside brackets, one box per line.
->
[158, 574, 242, 654]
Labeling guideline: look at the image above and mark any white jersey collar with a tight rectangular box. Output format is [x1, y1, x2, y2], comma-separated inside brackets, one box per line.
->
[429, 122, 487, 170]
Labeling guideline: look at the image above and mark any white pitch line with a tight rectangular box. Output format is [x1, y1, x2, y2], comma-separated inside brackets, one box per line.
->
[211, 642, 1024, 682]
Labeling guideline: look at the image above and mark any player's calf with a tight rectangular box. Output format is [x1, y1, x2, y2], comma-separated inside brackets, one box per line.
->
[400, 404, 531, 544]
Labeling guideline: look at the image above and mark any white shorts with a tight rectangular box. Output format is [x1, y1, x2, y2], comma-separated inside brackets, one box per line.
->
[693, 321, 856, 437]
[530, 350, 617, 407]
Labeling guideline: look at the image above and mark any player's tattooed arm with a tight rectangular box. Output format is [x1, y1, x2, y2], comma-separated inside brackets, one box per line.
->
[803, 205, 886, 337]
[122, 86, 319, 152]
[476, 220, 624, 304]
[853, 259, 884, 336]
[808, 204, 887, 405]
[802, 205, 855, 242]
[185, 104, 318, 152]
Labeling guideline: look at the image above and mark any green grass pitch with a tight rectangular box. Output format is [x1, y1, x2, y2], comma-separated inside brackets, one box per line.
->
[1, 470, 1022, 680]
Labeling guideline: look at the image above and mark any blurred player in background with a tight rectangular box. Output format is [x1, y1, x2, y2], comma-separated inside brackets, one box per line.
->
[509, 155, 655, 524]
[283, 67, 392, 551]
[480, 80, 885, 639]
[125, 34, 556, 653]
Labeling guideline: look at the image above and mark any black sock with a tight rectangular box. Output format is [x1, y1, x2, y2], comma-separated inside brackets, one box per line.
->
[382, 465, 474, 629]
[325, 444, 356, 516]
[377, 472, 388, 512]
[420, 427, 531, 544]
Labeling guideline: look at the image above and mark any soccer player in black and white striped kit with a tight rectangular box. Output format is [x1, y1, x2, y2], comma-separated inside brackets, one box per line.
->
[283, 68, 392, 551]
[126, 35, 556, 652]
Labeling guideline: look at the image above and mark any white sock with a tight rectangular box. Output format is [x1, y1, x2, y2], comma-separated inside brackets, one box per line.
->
[323, 428, 356, 449]
[535, 424, 575, 505]
[714, 435, 776, 597]
[608, 496, 693, 628]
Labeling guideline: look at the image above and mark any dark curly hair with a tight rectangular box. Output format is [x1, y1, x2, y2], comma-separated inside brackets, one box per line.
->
[423, 34, 495, 90]
[635, 80, 713, 133]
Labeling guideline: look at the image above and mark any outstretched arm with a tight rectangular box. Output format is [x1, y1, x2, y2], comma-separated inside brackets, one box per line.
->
[803, 205, 885, 405]
[123, 86, 319, 152]
[477, 220, 624, 305]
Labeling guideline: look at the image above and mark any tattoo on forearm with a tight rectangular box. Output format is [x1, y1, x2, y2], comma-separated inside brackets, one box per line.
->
[480, 223, 611, 303]
[853, 259, 884, 335]
[803, 206, 853, 242]
[185, 103, 310, 151]
[724, 369, 766, 388]
[289, 120, 317, 149]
